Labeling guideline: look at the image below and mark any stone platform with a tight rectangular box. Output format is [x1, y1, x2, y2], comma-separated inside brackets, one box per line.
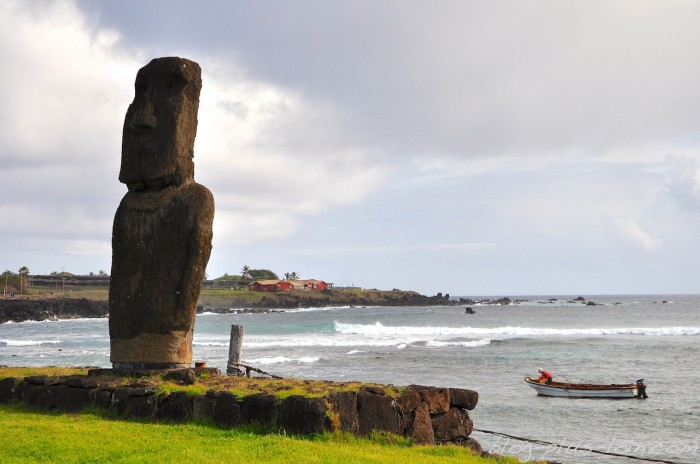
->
[0, 370, 480, 450]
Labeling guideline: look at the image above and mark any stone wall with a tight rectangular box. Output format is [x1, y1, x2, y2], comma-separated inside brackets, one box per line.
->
[0, 371, 480, 451]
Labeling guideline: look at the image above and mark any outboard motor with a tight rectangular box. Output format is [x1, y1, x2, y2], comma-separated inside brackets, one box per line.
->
[636, 379, 648, 399]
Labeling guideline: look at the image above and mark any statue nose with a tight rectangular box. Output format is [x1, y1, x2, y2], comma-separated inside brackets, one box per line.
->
[127, 105, 157, 133]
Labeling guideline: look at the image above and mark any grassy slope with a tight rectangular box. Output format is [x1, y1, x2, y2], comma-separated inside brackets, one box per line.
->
[0, 405, 521, 464]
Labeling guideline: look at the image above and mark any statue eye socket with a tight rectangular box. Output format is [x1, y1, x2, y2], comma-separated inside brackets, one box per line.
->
[167, 74, 187, 97]
[135, 82, 148, 97]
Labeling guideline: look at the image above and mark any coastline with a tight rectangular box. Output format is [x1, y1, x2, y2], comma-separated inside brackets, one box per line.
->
[0, 289, 471, 323]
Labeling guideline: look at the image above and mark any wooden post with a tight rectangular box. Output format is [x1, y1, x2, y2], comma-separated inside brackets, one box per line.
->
[227, 325, 245, 376]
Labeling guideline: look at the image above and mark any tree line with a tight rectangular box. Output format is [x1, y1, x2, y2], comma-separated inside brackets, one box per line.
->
[2, 266, 30, 295]
[213, 266, 301, 282]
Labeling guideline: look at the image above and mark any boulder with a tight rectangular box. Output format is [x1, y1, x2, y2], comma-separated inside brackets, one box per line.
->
[19, 383, 54, 410]
[357, 387, 401, 436]
[193, 395, 215, 421]
[327, 391, 359, 433]
[405, 403, 435, 445]
[278, 395, 329, 435]
[158, 391, 193, 422]
[111, 387, 157, 420]
[432, 407, 473, 443]
[213, 392, 241, 428]
[407, 385, 450, 414]
[51, 386, 95, 412]
[395, 390, 421, 414]
[449, 388, 479, 410]
[240, 393, 280, 427]
[0, 377, 20, 403]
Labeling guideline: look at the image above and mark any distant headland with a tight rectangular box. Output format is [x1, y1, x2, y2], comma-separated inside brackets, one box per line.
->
[0, 288, 471, 323]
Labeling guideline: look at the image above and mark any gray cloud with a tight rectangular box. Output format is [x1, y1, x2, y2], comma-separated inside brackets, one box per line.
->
[2, 0, 699, 294]
[76, 0, 700, 160]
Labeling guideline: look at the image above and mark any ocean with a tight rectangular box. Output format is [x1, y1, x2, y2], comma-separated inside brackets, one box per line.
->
[1, 294, 699, 464]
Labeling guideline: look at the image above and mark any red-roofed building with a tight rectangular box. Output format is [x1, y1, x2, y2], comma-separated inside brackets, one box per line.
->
[248, 279, 330, 292]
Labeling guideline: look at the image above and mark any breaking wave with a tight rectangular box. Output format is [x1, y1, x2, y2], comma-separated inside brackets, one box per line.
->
[426, 338, 492, 348]
[0, 339, 62, 346]
[333, 322, 700, 337]
[243, 356, 320, 365]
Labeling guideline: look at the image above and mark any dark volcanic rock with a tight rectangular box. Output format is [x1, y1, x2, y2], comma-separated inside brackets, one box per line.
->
[193, 394, 215, 421]
[357, 387, 401, 436]
[240, 393, 280, 427]
[111, 387, 158, 419]
[406, 403, 435, 445]
[0, 377, 20, 403]
[109, 57, 215, 369]
[159, 391, 193, 422]
[51, 386, 95, 412]
[449, 388, 479, 410]
[278, 395, 330, 435]
[432, 407, 473, 443]
[395, 390, 421, 414]
[328, 391, 359, 433]
[213, 392, 241, 428]
[0, 298, 108, 324]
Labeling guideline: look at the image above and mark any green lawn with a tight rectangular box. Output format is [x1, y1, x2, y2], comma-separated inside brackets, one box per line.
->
[0, 405, 522, 464]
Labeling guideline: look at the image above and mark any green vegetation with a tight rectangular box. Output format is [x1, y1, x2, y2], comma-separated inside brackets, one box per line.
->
[0, 404, 522, 464]
[2, 267, 30, 295]
[0, 367, 397, 399]
[0, 366, 91, 380]
[237, 265, 279, 280]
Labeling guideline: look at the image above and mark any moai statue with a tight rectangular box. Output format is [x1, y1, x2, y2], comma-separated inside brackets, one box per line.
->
[109, 57, 214, 369]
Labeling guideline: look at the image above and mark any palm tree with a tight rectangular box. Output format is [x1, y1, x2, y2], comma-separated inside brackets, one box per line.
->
[241, 265, 251, 280]
[18, 266, 29, 295]
[284, 271, 300, 280]
[2, 269, 12, 295]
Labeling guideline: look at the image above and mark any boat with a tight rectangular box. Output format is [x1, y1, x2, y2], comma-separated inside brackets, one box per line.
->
[524, 377, 641, 398]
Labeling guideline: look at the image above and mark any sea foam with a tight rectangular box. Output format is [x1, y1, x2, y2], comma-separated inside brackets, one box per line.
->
[243, 356, 320, 365]
[333, 322, 700, 337]
[0, 339, 62, 346]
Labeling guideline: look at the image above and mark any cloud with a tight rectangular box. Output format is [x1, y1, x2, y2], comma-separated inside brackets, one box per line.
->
[193, 61, 389, 245]
[0, 0, 389, 272]
[73, 1, 700, 163]
[612, 218, 663, 251]
[0, 0, 137, 169]
[663, 156, 700, 212]
[2, 0, 700, 293]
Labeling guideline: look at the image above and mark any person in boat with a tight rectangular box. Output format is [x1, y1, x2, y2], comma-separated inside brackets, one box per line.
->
[537, 368, 553, 385]
[636, 379, 648, 399]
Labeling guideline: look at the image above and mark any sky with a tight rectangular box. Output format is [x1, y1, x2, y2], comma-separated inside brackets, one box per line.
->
[1, 0, 699, 296]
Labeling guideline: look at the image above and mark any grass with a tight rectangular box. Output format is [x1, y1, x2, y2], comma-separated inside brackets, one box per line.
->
[0, 404, 522, 464]
[0, 366, 92, 379]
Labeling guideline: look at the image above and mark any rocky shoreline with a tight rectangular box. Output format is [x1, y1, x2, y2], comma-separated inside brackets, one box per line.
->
[0, 292, 614, 323]
[0, 298, 108, 324]
[0, 292, 619, 324]
[200, 289, 469, 313]
[0, 290, 465, 323]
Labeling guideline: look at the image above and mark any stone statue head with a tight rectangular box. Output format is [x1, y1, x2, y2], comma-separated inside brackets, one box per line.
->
[119, 57, 202, 191]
